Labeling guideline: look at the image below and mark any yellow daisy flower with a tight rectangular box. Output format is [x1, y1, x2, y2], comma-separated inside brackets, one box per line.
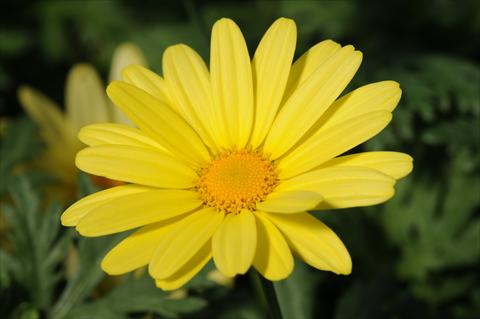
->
[17, 43, 147, 188]
[61, 18, 413, 290]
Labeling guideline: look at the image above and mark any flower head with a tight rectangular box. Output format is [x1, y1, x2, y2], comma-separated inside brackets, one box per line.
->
[61, 18, 413, 290]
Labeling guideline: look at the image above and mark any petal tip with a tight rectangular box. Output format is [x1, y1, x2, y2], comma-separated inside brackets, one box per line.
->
[213, 17, 241, 32]
[100, 256, 125, 276]
[74, 148, 88, 170]
[68, 63, 96, 76]
[17, 84, 31, 100]
[60, 213, 74, 227]
[106, 81, 120, 98]
[120, 63, 145, 78]
[275, 17, 296, 26]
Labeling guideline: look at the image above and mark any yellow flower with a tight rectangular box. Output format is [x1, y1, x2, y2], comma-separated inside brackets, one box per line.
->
[17, 43, 147, 188]
[61, 18, 413, 290]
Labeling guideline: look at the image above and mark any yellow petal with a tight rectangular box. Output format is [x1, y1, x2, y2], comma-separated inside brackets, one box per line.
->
[256, 190, 322, 213]
[264, 46, 362, 159]
[149, 207, 224, 279]
[121, 65, 173, 108]
[260, 212, 351, 275]
[253, 213, 293, 280]
[17, 85, 76, 148]
[317, 81, 401, 134]
[210, 18, 253, 148]
[78, 123, 166, 152]
[275, 166, 396, 209]
[155, 241, 211, 291]
[16, 85, 76, 184]
[65, 64, 110, 133]
[101, 217, 182, 275]
[319, 151, 413, 179]
[283, 39, 341, 100]
[76, 190, 202, 236]
[250, 18, 297, 148]
[109, 43, 148, 124]
[76, 145, 198, 188]
[61, 184, 151, 226]
[109, 43, 148, 81]
[278, 111, 392, 179]
[163, 44, 217, 151]
[212, 209, 256, 277]
[107, 81, 210, 167]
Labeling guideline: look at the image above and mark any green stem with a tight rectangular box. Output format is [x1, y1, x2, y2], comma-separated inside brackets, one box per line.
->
[250, 270, 284, 319]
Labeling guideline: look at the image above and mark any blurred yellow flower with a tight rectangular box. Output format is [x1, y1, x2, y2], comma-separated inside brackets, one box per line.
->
[17, 43, 147, 188]
[61, 18, 413, 290]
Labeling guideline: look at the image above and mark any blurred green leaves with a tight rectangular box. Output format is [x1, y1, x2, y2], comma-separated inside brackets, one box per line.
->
[381, 153, 479, 304]
[66, 273, 206, 319]
[2, 176, 69, 312]
[0, 118, 43, 195]
[274, 262, 320, 319]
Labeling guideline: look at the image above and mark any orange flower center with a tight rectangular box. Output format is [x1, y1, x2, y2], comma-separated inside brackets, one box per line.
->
[197, 149, 278, 214]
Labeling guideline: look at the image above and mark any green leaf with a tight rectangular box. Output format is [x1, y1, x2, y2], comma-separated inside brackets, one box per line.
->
[274, 261, 321, 319]
[368, 54, 480, 149]
[422, 119, 480, 158]
[380, 152, 480, 303]
[0, 30, 31, 56]
[49, 234, 124, 319]
[66, 273, 206, 319]
[335, 277, 426, 319]
[2, 176, 68, 310]
[0, 118, 43, 195]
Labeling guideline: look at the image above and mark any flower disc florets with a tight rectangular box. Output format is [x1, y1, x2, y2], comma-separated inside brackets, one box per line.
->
[197, 149, 278, 214]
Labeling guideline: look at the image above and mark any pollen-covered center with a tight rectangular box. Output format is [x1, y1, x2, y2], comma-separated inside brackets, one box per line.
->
[197, 149, 278, 214]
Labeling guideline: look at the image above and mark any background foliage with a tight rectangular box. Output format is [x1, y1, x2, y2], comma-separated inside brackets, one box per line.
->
[1, 0, 479, 318]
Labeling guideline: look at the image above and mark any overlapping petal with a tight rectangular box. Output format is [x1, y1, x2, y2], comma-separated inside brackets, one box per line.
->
[155, 241, 212, 291]
[264, 45, 362, 159]
[260, 212, 351, 274]
[61, 184, 151, 226]
[65, 64, 110, 132]
[101, 217, 182, 275]
[76, 145, 198, 188]
[149, 208, 224, 279]
[109, 43, 149, 124]
[250, 18, 297, 148]
[210, 18, 253, 148]
[278, 111, 392, 179]
[212, 210, 256, 277]
[121, 65, 173, 106]
[163, 44, 218, 151]
[283, 39, 341, 100]
[107, 81, 210, 167]
[253, 213, 293, 280]
[76, 190, 202, 236]
[18, 85, 76, 148]
[316, 81, 401, 131]
[319, 151, 413, 179]
[256, 190, 322, 213]
[109, 43, 148, 82]
[275, 166, 396, 209]
[78, 123, 165, 151]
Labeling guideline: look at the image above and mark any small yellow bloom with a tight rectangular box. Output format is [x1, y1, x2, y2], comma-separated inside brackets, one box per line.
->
[62, 18, 413, 290]
[17, 43, 147, 188]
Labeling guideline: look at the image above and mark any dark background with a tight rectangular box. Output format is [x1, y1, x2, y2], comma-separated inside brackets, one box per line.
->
[1, 1, 479, 318]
